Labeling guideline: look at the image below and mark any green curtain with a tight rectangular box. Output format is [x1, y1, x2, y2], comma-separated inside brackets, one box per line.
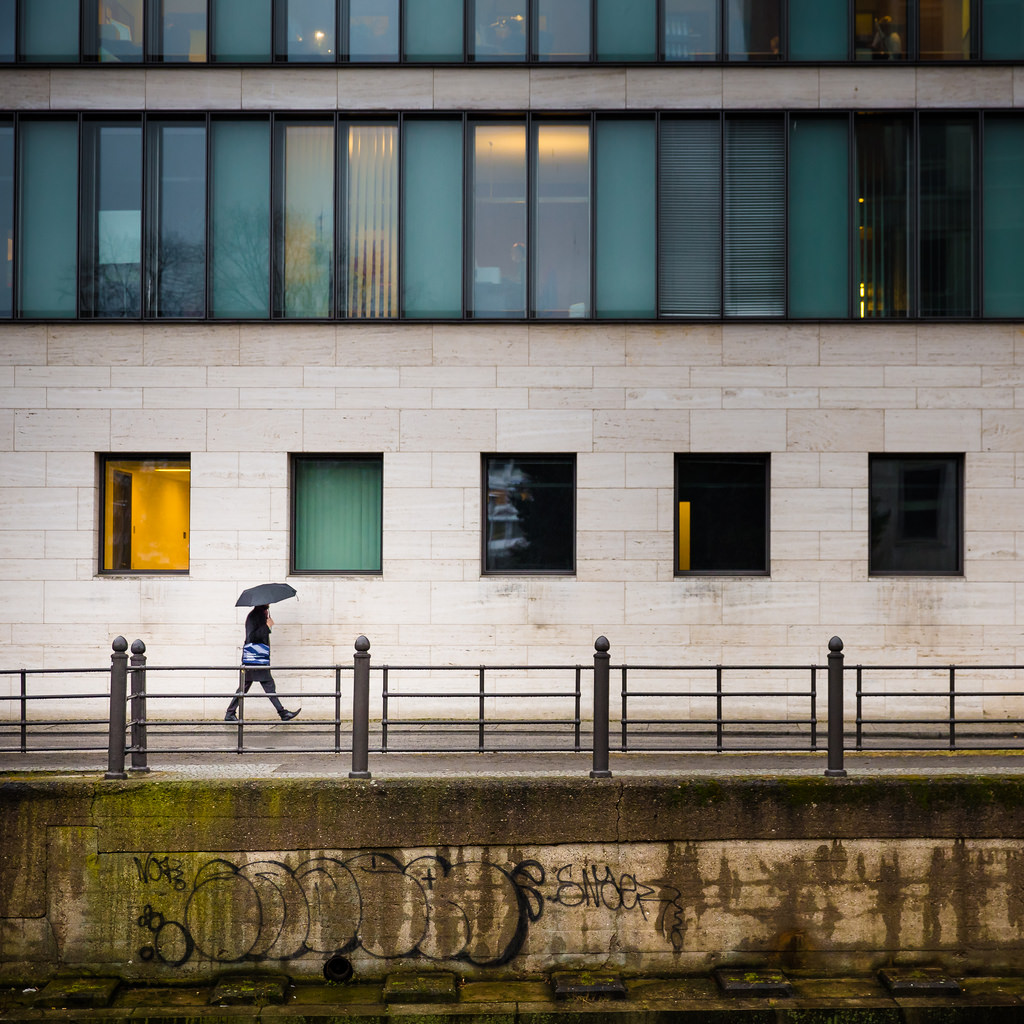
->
[294, 459, 382, 572]
[18, 120, 78, 318]
[788, 117, 849, 317]
[596, 119, 655, 317]
[983, 117, 1024, 317]
[211, 119, 270, 317]
[403, 120, 463, 317]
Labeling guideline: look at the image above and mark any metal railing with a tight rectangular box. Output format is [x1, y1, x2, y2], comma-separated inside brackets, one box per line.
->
[5, 635, 1024, 779]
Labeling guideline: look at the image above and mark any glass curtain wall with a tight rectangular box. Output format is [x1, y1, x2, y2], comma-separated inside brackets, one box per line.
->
[471, 123, 526, 316]
[161, 0, 208, 61]
[212, 0, 272, 60]
[403, 119, 463, 317]
[535, 0, 589, 59]
[404, 0, 462, 59]
[344, 124, 398, 317]
[147, 121, 206, 317]
[983, 0, 1024, 58]
[857, 115, 911, 318]
[349, 0, 398, 59]
[0, 120, 11, 317]
[281, 0, 336, 60]
[0, 0, 13, 61]
[597, 0, 656, 58]
[472, 0, 527, 59]
[664, 0, 718, 59]
[211, 119, 271, 317]
[277, 121, 335, 317]
[95, 0, 144, 61]
[533, 122, 590, 317]
[80, 121, 143, 317]
[919, 116, 976, 317]
[22, 0, 79, 60]
[788, 0, 848, 59]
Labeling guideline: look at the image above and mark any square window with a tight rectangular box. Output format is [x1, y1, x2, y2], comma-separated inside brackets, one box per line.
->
[869, 454, 963, 575]
[675, 454, 769, 574]
[100, 455, 190, 573]
[483, 455, 575, 574]
[292, 455, 382, 573]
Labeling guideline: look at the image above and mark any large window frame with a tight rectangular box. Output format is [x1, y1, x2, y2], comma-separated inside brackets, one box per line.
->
[482, 454, 576, 575]
[290, 454, 384, 574]
[98, 453, 191, 575]
[868, 453, 964, 576]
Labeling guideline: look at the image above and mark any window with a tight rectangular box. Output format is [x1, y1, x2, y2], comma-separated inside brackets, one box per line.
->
[292, 456, 383, 573]
[100, 456, 190, 573]
[869, 455, 963, 575]
[95, 0, 144, 61]
[675, 455, 769, 575]
[983, 116, 1024, 317]
[212, 0, 272, 61]
[280, 0, 336, 60]
[483, 455, 575, 574]
[22, 0, 79, 61]
[160, 0, 208, 62]
[0, 118, 11, 318]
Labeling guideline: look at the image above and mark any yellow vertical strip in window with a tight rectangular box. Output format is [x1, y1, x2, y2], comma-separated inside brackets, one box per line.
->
[678, 501, 690, 572]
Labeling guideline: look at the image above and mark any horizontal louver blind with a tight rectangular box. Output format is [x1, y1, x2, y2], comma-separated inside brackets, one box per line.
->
[725, 117, 785, 316]
[659, 118, 721, 316]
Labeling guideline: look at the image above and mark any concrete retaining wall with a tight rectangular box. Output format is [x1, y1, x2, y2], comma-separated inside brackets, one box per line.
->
[3, 774, 1024, 982]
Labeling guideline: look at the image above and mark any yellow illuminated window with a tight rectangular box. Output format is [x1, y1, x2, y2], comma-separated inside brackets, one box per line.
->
[101, 456, 190, 573]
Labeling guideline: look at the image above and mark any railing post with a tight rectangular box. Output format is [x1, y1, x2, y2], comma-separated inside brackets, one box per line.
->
[590, 636, 612, 779]
[129, 640, 149, 772]
[349, 635, 371, 779]
[105, 637, 129, 780]
[825, 636, 847, 778]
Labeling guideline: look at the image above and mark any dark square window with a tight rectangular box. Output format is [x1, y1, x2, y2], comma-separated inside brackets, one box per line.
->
[869, 454, 963, 575]
[291, 455, 383, 573]
[675, 454, 769, 574]
[483, 455, 575, 573]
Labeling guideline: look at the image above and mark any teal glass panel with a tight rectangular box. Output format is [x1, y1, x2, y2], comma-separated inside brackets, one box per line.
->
[536, 0, 589, 60]
[212, 0, 271, 60]
[597, 0, 656, 59]
[405, 0, 463, 60]
[596, 119, 655, 318]
[0, 0, 14, 61]
[983, 118, 1024, 317]
[18, 121, 78, 318]
[920, 117, 976, 317]
[82, 122, 143, 317]
[350, 0, 398, 60]
[788, 0, 847, 59]
[473, 0, 526, 60]
[284, 0, 335, 60]
[277, 121, 334, 318]
[665, 0, 718, 60]
[0, 122, 11, 315]
[788, 117, 849, 318]
[403, 120, 463, 318]
[162, 0, 208, 62]
[293, 457, 382, 573]
[148, 121, 206, 317]
[22, 0, 79, 61]
[211, 120, 270, 318]
[983, 0, 1024, 58]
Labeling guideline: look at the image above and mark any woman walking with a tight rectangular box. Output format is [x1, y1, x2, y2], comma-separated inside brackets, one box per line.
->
[225, 604, 300, 722]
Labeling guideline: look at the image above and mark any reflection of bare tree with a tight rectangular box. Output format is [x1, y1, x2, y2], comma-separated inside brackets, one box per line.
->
[155, 232, 205, 317]
[213, 206, 270, 315]
[96, 261, 141, 317]
[283, 213, 332, 318]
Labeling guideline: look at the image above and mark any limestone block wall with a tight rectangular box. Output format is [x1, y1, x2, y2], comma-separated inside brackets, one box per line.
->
[2, 322, 1024, 723]
[3, 776, 1024, 982]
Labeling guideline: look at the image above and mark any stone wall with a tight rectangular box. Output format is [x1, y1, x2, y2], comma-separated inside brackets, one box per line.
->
[3, 775, 1024, 982]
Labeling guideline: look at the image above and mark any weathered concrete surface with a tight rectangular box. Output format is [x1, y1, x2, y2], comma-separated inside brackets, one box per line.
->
[3, 775, 1024, 983]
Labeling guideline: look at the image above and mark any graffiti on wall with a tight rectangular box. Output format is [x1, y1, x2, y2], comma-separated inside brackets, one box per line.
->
[131, 851, 685, 968]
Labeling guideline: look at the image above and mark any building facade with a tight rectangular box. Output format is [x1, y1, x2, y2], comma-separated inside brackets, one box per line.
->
[1, 0, 1024, 724]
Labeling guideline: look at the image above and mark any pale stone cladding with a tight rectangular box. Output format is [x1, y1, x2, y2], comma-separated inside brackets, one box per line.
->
[1, 63, 1023, 722]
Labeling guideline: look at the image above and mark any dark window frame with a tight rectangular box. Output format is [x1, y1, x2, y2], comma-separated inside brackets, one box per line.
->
[481, 452, 577, 575]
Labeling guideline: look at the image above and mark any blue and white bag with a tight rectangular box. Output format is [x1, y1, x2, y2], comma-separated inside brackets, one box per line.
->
[241, 642, 270, 666]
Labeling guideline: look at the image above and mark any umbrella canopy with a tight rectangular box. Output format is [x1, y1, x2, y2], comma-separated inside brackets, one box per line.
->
[235, 583, 297, 607]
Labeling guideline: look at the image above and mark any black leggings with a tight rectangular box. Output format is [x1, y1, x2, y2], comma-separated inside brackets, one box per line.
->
[227, 669, 285, 716]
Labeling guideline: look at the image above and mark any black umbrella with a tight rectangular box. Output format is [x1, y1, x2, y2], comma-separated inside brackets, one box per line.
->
[235, 583, 297, 607]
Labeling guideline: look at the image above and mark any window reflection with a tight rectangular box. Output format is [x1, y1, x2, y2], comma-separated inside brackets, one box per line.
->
[284, 0, 335, 60]
[855, 1, 906, 59]
[535, 0, 589, 60]
[473, 0, 527, 59]
[161, 0, 207, 62]
[350, 0, 398, 60]
[471, 124, 526, 317]
[664, 0, 717, 60]
[345, 125, 397, 318]
[534, 123, 590, 317]
[99, 0, 143, 61]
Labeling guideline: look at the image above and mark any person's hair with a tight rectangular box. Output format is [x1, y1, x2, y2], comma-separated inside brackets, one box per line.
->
[878, 15, 893, 32]
[245, 604, 269, 633]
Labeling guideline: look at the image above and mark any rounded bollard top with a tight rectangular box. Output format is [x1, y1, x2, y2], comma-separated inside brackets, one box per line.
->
[828, 635, 844, 653]
[131, 639, 147, 656]
[355, 635, 370, 652]
[595, 635, 610, 653]
[112, 636, 128, 653]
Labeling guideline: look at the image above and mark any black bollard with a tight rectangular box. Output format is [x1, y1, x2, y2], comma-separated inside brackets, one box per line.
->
[825, 636, 847, 778]
[350, 636, 371, 779]
[590, 636, 612, 778]
[105, 637, 129, 780]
